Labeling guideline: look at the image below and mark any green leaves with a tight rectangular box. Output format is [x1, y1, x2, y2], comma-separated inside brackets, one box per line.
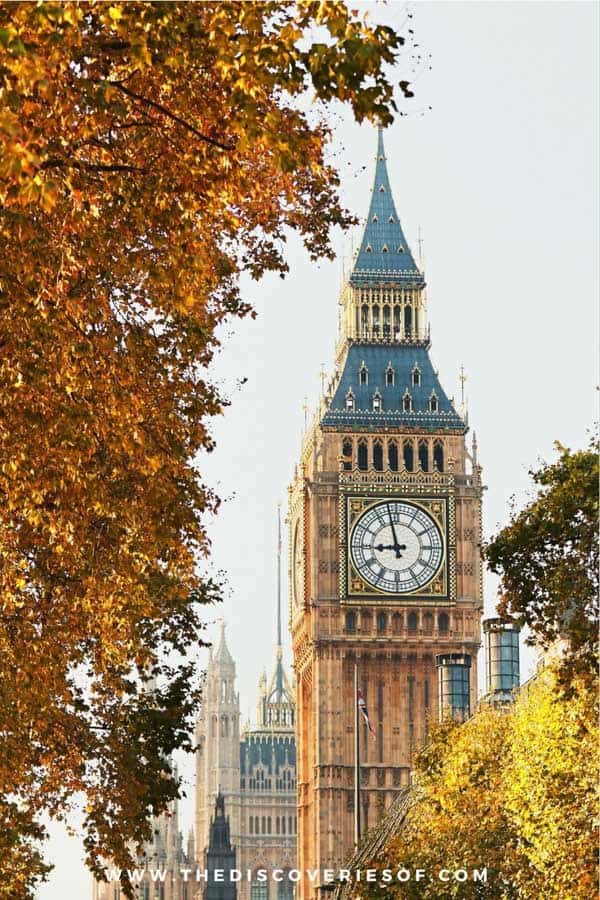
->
[485, 438, 599, 688]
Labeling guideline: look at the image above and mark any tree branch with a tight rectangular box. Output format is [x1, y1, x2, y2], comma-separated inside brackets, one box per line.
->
[107, 81, 234, 151]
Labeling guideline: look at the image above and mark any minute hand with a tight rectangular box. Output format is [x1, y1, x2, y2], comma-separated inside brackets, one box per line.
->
[386, 504, 404, 558]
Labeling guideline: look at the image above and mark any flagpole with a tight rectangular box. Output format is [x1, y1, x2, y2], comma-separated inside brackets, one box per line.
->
[354, 662, 361, 845]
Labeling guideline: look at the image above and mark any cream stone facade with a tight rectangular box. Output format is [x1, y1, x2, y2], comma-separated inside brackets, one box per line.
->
[288, 129, 483, 899]
[195, 616, 297, 900]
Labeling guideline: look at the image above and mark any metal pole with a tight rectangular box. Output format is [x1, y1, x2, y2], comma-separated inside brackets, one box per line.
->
[276, 502, 282, 648]
[354, 663, 361, 845]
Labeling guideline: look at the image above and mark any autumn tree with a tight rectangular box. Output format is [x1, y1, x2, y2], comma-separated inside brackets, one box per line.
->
[0, 2, 410, 895]
[485, 439, 599, 687]
[357, 667, 598, 899]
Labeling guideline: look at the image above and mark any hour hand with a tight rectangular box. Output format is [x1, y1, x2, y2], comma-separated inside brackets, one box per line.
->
[376, 542, 407, 554]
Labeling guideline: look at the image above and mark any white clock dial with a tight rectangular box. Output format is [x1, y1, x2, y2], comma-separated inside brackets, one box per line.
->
[350, 500, 443, 594]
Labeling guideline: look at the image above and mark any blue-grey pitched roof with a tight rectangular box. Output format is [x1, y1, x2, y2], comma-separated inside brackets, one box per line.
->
[321, 344, 464, 431]
[351, 128, 424, 286]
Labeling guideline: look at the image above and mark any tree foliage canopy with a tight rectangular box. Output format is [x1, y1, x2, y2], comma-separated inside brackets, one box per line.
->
[0, 2, 406, 894]
[358, 667, 598, 899]
[484, 440, 598, 686]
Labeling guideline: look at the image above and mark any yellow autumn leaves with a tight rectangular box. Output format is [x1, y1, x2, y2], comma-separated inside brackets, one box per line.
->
[361, 666, 598, 899]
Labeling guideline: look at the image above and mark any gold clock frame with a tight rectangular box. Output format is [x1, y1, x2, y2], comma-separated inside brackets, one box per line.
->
[341, 493, 455, 604]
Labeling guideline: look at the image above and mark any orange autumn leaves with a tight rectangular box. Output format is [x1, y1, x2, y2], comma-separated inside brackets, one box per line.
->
[0, 3, 404, 895]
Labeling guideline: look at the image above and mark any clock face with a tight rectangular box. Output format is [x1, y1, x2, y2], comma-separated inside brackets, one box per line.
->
[350, 500, 443, 594]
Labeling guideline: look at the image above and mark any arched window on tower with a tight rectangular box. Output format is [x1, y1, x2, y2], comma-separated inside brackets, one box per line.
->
[372, 391, 382, 412]
[423, 612, 434, 633]
[404, 305, 412, 338]
[433, 440, 444, 472]
[393, 306, 401, 340]
[392, 612, 402, 634]
[419, 439, 429, 472]
[388, 440, 398, 472]
[383, 305, 391, 338]
[438, 612, 449, 632]
[403, 392, 413, 413]
[385, 364, 395, 386]
[377, 612, 387, 633]
[373, 440, 383, 471]
[345, 611, 356, 633]
[403, 440, 414, 472]
[361, 305, 369, 338]
[429, 393, 439, 412]
[345, 389, 355, 411]
[372, 305, 380, 337]
[412, 365, 421, 386]
[342, 438, 353, 471]
[359, 363, 368, 385]
[357, 440, 368, 471]
[408, 612, 418, 632]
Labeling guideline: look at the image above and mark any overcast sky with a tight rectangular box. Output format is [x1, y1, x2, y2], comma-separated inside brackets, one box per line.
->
[40, 3, 598, 896]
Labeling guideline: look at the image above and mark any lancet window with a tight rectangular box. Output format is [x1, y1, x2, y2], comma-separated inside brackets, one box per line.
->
[342, 438, 353, 471]
[357, 440, 368, 471]
[418, 439, 429, 472]
[373, 439, 384, 471]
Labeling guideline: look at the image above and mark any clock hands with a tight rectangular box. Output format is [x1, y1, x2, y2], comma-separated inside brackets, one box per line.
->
[385, 503, 407, 559]
[375, 542, 408, 553]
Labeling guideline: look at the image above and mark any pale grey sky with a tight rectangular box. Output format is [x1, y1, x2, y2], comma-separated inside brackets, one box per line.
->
[39, 2, 599, 896]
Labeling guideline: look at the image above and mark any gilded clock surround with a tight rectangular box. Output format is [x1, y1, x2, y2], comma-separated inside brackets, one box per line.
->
[344, 494, 450, 601]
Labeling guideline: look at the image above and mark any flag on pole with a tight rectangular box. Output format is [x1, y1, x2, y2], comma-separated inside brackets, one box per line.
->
[357, 687, 376, 738]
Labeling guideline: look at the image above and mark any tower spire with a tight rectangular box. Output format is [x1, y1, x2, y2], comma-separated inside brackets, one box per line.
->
[351, 127, 421, 284]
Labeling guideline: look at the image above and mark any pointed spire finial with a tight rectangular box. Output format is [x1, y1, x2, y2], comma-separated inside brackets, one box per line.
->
[350, 127, 421, 283]
[459, 365, 468, 418]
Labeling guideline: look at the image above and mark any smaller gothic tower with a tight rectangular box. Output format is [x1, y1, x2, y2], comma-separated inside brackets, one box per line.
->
[205, 792, 237, 900]
[196, 623, 241, 860]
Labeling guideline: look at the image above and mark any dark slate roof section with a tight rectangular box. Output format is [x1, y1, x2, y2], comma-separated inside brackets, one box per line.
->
[240, 735, 296, 774]
[321, 343, 465, 431]
[351, 128, 424, 286]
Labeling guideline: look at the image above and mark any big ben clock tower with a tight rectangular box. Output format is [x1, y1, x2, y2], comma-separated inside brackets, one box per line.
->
[289, 129, 483, 897]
